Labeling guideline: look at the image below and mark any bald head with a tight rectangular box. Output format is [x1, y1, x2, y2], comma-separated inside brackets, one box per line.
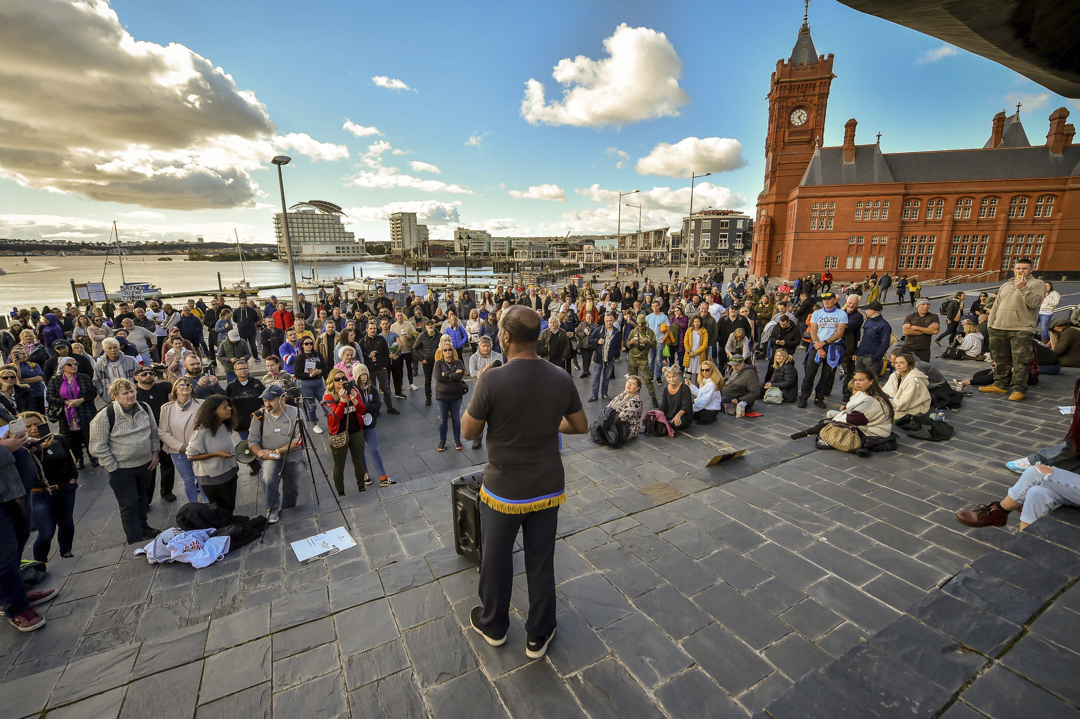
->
[499, 305, 541, 349]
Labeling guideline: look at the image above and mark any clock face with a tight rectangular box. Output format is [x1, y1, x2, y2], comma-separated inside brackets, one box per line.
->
[790, 108, 808, 126]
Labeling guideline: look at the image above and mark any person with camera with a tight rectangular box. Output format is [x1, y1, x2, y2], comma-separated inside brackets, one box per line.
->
[360, 320, 398, 415]
[293, 337, 327, 433]
[23, 411, 78, 563]
[323, 368, 367, 495]
[186, 396, 239, 512]
[248, 384, 305, 523]
[434, 344, 467, 451]
[135, 365, 175, 501]
[355, 364, 395, 487]
[183, 354, 223, 400]
[412, 319, 443, 407]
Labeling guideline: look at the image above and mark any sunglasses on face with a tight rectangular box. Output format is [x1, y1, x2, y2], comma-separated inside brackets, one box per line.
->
[0, 375, 15, 381]
[701, 368, 711, 373]
[333, 377, 345, 382]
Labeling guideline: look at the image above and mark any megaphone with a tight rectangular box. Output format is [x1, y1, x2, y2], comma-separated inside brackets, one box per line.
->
[235, 440, 257, 464]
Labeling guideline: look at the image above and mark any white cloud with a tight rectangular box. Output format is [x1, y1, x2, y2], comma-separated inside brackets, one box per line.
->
[466, 131, 489, 148]
[346, 141, 472, 194]
[509, 184, 567, 202]
[521, 24, 690, 128]
[119, 211, 166, 219]
[372, 76, 413, 92]
[342, 200, 462, 226]
[343, 119, 382, 137]
[0, 0, 348, 210]
[572, 181, 748, 231]
[1005, 91, 1052, 113]
[409, 161, 442, 174]
[0, 213, 266, 243]
[604, 147, 631, 169]
[635, 137, 745, 178]
[916, 45, 959, 64]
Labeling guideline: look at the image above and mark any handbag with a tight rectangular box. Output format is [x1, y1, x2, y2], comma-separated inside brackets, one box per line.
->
[819, 422, 864, 452]
[722, 401, 738, 416]
[763, 387, 784, 404]
[329, 430, 349, 449]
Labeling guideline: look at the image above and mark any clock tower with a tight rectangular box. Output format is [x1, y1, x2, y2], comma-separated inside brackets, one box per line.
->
[750, 8, 835, 277]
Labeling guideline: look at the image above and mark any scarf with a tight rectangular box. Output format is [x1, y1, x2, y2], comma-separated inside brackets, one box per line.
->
[178, 398, 194, 412]
[60, 373, 80, 429]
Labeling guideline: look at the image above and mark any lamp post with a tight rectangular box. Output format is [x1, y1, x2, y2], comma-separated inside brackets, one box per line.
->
[272, 155, 300, 313]
[684, 171, 711, 280]
[462, 234, 470, 299]
[617, 189, 639, 279]
[625, 202, 642, 269]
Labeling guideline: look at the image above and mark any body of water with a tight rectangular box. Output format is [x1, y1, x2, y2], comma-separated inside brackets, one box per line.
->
[0, 255, 501, 308]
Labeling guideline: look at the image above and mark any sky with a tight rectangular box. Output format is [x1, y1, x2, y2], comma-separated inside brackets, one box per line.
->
[0, 0, 1076, 247]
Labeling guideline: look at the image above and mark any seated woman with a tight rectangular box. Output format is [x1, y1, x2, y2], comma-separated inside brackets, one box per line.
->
[791, 371, 896, 452]
[881, 351, 930, 418]
[763, 348, 799, 403]
[948, 317, 984, 359]
[688, 360, 724, 424]
[659, 366, 693, 433]
[956, 463, 1080, 530]
[604, 375, 643, 440]
[725, 328, 751, 361]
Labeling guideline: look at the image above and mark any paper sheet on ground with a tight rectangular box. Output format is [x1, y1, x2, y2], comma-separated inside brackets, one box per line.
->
[290, 526, 356, 563]
[1060, 406, 1076, 415]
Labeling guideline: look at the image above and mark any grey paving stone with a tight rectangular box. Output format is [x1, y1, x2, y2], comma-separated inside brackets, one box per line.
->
[999, 532, 1080, 576]
[762, 521, 816, 551]
[781, 599, 844, 640]
[764, 672, 877, 719]
[57, 566, 114, 603]
[345, 639, 410, 690]
[858, 543, 945, 590]
[806, 576, 900, 634]
[51, 643, 139, 706]
[633, 507, 684, 533]
[1001, 633, 1080, 706]
[822, 645, 951, 719]
[870, 616, 988, 693]
[559, 573, 634, 629]
[336, 598, 400, 657]
[764, 632, 833, 682]
[118, 660, 201, 719]
[699, 547, 773, 592]
[402, 615, 477, 689]
[660, 523, 722, 559]
[969, 551, 1069, 600]
[681, 623, 773, 695]
[649, 550, 718, 595]
[705, 515, 769, 552]
[269, 586, 329, 631]
[614, 525, 676, 563]
[1030, 603, 1080, 647]
[655, 668, 749, 719]
[273, 642, 340, 690]
[938, 701, 992, 719]
[328, 569, 384, 613]
[379, 556, 435, 595]
[740, 671, 793, 715]
[390, 581, 451, 631]
[963, 664, 1078, 719]
[273, 615, 336, 660]
[907, 592, 1021, 657]
[861, 573, 926, 612]
[131, 623, 207, 680]
[273, 670, 349, 718]
[568, 657, 664, 719]
[694, 581, 789, 650]
[205, 604, 270, 655]
[941, 568, 1046, 625]
[494, 659, 587, 719]
[748, 542, 828, 589]
[347, 683, 386, 719]
[426, 669, 508, 719]
[815, 621, 871, 659]
[799, 540, 883, 585]
[0, 665, 63, 719]
[15, 609, 91, 664]
[603, 561, 665, 598]
[377, 669, 430, 718]
[599, 613, 693, 687]
[47, 686, 125, 719]
[632, 583, 713, 640]
[545, 608, 611, 677]
[199, 636, 271, 705]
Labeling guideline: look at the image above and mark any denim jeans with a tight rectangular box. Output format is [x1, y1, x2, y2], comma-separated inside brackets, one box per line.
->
[262, 458, 304, 512]
[590, 361, 615, 399]
[31, 483, 77, 562]
[297, 378, 326, 423]
[648, 346, 661, 381]
[1026, 442, 1068, 466]
[1008, 465, 1080, 525]
[0, 502, 30, 617]
[1039, 313, 1053, 343]
[171, 452, 204, 504]
[437, 399, 462, 445]
[364, 426, 386, 477]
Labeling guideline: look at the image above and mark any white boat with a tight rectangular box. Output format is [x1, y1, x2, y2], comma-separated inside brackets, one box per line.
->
[102, 221, 163, 301]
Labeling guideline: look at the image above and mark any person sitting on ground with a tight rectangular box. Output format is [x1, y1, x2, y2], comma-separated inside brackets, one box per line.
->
[956, 460, 1080, 531]
[791, 370, 895, 446]
[723, 355, 761, 412]
[659, 366, 693, 433]
[1034, 339, 1061, 375]
[763, 348, 799, 403]
[955, 317, 984, 359]
[882, 351, 931, 418]
[687, 359, 724, 424]
[606, 375, 644, 440]
[1049, 318, 1080, 368]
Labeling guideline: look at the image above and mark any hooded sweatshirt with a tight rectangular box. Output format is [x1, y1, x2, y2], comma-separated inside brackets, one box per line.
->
[41, 313, 64, 347]
[988, 276, 1046, 333]
[882, 367, 931, 419]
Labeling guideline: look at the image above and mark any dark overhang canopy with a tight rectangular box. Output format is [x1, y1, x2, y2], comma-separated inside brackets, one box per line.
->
[288, 200, 347, 216]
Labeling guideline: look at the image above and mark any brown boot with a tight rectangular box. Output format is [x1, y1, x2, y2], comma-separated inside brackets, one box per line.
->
[979, 385, 1007, 394]
[1008, 392, 1026, 401]
[955, 501, 1009, 528]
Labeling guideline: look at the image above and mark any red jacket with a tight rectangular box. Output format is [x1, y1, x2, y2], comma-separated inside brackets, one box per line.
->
[273, 310, 295, 331]
[323, 391, 366, 435]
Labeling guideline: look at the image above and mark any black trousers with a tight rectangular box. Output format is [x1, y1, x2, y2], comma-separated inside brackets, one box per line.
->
[149, 443, 175, 498]
[202, 472, 238, 514]
[330, 430, 366, 494]
[800, 351, 837, 400]
[109, 463, 154, 544]
[477, 502, 558, 640]
[422, 361, 435, 399]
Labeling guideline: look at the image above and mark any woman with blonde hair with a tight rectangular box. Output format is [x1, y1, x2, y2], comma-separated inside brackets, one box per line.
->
[688, 359, 724, 424]
[88, 315, 113, 357]
[682, 315, 709, 380]
[726, 327, 751, 361]
[763, 348, 799, 403]
[158, 377, 204, 503]
[323, 366, 367, 495]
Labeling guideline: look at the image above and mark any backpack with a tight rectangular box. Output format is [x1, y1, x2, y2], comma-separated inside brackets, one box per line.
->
[588, 407, 630, 447]
[763, 386, 784, 404]
[106, 401, 152, 432]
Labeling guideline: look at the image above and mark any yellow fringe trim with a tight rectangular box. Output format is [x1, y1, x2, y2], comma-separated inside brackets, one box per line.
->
[480, 488, 566, 514]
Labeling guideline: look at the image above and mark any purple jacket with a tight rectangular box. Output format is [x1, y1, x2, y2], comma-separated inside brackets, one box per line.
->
[41, 314, 64, 347]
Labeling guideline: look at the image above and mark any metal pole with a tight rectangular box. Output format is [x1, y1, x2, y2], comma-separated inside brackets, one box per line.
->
[617, 197, 622, 279]
[275, 163, 300, 313]
[684, 173, 695, 281]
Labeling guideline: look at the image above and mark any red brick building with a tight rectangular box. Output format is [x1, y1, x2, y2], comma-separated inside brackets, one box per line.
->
[750, 17, 1080, 282]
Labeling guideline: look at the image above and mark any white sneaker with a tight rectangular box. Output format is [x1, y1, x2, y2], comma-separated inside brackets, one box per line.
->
[410, 384, 418, 391]
[267, 509, 280, 524]
[311, 425, 324, 434]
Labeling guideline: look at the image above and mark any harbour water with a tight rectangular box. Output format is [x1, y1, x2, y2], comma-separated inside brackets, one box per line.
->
[0, 255, 500, 308]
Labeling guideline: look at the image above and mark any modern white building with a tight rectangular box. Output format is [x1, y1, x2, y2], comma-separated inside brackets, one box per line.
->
[390, 212, 419, 257]
[273, 201, 365, 260]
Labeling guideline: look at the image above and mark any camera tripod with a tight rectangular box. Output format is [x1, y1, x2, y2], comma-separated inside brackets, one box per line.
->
[258, 407, 352, 544]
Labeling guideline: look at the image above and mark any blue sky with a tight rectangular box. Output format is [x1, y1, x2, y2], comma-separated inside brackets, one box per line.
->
[0, 0, 1075, 247]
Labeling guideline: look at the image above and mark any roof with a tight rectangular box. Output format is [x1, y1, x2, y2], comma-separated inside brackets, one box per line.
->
[288, 200, 346, 216]
[800, 144, 1080, 186]
[983, 112, 1031, 148]
[790, 22, 818, 65]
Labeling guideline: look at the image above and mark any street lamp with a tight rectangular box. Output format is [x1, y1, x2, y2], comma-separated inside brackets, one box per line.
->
[462, 234, 470, 299]
[625, 202, 642, 268]
[617, 189, 639, 278]
[272, 155, 300, 314]
[684, 172, 711, 280]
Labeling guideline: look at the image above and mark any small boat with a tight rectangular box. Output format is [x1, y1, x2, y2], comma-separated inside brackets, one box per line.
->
[0, 269, 7, 276]
[158, 257, 173, 261]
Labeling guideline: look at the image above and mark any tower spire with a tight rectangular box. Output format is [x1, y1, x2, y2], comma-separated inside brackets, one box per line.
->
[790, 1, 818, 65]
[803, 0, 810, 28]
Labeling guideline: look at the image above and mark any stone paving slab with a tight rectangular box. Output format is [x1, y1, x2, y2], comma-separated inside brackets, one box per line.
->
[1, 296, 1079, 716]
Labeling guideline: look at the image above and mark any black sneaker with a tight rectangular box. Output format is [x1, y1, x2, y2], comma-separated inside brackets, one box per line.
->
[387, 408, 400, 415]
[472, 439, 482, 450]
[470, 606, 506, 647]
[161, 492, 176, 502]
[525, 629, 555, 659]
[425, 398, 432, 406]
[814, 398, 827, 409]
[796, 398, 808, 408]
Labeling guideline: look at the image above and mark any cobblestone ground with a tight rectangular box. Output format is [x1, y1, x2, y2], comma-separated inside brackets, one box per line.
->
[1, 293, 1078, 718]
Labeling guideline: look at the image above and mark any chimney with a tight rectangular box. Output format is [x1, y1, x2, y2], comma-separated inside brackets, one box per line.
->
[1047, 107, 1071, 155]
[1065, 124, 1076, 148]
[843, 119, 857, 163]
[990, 111, 1006, 148]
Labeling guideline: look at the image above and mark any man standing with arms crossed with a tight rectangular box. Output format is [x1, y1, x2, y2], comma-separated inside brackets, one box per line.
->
[981, 258, 1046, 401]
[462, 306, 587, 659]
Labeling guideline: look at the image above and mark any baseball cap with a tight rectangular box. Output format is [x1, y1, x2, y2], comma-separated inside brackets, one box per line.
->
[637, 314, 648, 326]
[260, 384, 286, 400]
[820, 292, 836, 300]
[228, 329, 240, 341]
[865, 301, 883, 312]
[729, 355, 745, 363]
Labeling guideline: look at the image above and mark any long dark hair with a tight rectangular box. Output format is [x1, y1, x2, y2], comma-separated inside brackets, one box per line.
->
[1067, 378, 1080, 452]
[853, 370, 895, 419]
[193, 395, 233, 435]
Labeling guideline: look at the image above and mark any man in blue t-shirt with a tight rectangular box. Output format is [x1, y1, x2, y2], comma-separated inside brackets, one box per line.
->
[645, 301, 669, 382]
[798, 292, 847, 409]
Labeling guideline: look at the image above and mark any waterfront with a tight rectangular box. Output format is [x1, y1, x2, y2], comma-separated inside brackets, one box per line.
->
[0, 255, 500, 308]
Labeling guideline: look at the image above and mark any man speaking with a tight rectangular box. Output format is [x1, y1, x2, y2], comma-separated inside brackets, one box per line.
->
[462, 306, 587, 659]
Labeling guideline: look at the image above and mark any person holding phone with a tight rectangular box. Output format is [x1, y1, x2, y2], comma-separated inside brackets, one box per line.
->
[323, 368, 367, 495]
[185, 396, 239, 512]
[23, 412, 78, 562]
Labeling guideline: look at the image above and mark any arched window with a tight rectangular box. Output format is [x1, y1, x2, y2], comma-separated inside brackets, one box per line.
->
[1034, 196, 1055, 218]
[927, 199, 945, 220]
[1008, 196, 1028, 218]
[902, 199, 920, 220]
[954, 197, 974, 219]
[978, 197, 998, 219]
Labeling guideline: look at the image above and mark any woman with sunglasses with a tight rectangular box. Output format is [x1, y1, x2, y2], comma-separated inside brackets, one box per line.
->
[323, 368, 367, 495]
[158, 377, 205, 503]
[45, 357, 97, 468]
[186, 396, 239, 512]
[87, 314, 113, 357]
[23, 411, 79, 562]
[9, 346, 45, 414]
[0, 364, 34, 414]
[294, 336, 327, 433]
[687, 359, 725, 425]
[354, 364, 395, 487]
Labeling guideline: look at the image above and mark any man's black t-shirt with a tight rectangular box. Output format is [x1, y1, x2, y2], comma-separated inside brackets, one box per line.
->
[136, 381, 173, 423]
[903, 311, 939, 352]
[467, 358, 582, 505]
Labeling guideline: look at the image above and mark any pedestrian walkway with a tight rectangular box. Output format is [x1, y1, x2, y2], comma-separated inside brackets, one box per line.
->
[1, 349, 1078, 717]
